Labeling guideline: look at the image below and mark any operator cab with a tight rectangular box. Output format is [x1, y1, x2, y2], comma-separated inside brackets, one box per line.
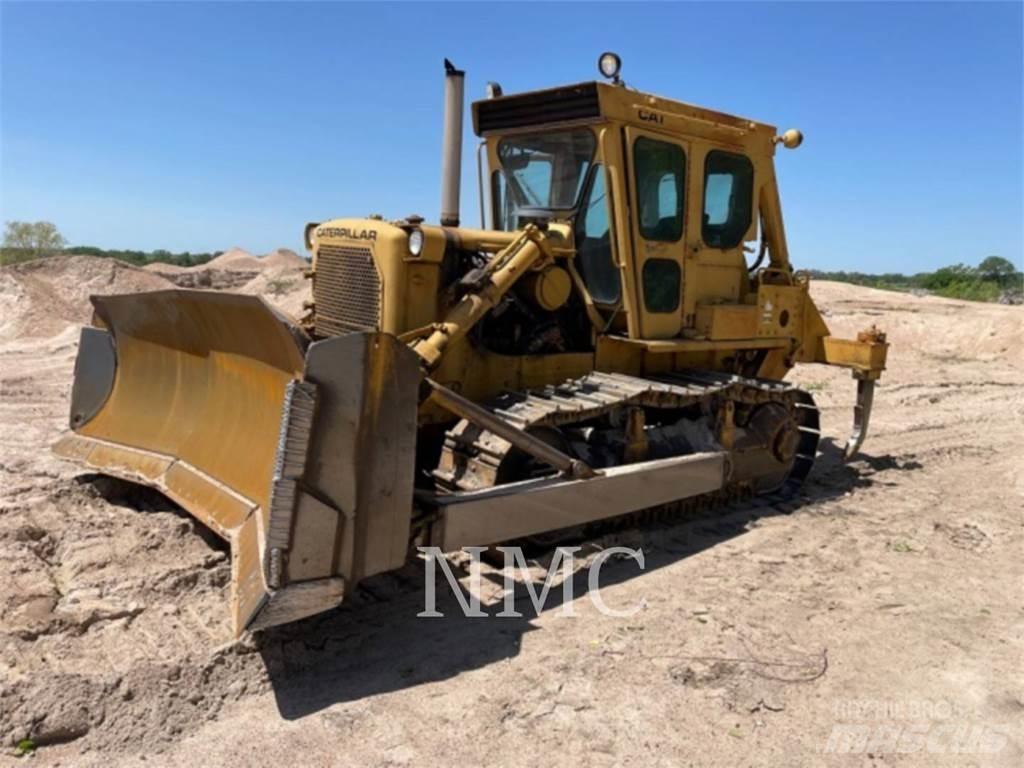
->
[472, 55, 801, 341]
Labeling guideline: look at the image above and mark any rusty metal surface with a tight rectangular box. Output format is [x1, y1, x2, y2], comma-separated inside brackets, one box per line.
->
[435, 369, 807, 493]
[425, 377, 595, 479]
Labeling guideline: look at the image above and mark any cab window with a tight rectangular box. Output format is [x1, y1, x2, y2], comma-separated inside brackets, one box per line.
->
[703, 151, 754, 249]
[633, 137, 685, 242]
[642, 259, 680, 313]
[575, 165, 620, 304]
[495, 129, 596, 230]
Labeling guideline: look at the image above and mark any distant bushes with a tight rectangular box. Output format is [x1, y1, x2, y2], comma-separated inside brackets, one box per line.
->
[1, 245, 220, 268]
[1, 220, 221, 268]
[810, 256, 1022, 304]
[2, 247, 220, 272]
[61, 246, 220, 268]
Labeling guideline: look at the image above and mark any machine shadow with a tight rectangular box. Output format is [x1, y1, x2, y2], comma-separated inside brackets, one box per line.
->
[806, 437, 923, 502]
[258, 444, 911, 720]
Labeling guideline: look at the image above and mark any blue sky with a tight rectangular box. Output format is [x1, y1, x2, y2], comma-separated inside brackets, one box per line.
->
[1, 1, 1021, 272]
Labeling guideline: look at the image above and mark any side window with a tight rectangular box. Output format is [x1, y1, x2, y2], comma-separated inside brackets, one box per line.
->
[575, 165, 620, 304]
[703, 151, 754, 249]
[633, 137, 686, 241]
[642, 259, 681, 313]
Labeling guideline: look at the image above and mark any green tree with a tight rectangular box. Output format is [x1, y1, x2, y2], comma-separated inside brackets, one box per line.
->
[977, 256, 1018, 287]
[2, 220, 67, 263]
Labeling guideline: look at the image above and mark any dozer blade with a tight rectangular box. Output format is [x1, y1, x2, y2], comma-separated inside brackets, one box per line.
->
[53, 290, 421, 635]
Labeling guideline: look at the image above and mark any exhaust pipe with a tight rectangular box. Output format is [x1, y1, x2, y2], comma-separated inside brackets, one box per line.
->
[440, 58, 465, 227]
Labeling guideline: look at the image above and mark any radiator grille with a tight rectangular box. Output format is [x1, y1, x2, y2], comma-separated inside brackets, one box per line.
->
[314, 245, 380, 336]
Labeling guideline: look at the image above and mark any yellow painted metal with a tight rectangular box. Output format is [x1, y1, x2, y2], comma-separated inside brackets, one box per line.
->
[56, 291, 308, 633]
[412, 224, 557, 369]
[622, 124, 690, 339]
[53, 71, 894, 637]
[819, 330, 889, 379]
[303, 77, 888, 433]
[81, 291, 305, 524]
[603, 335, 788, 355]
[523, 265, 572, 311]
[694, 303, 759, 340]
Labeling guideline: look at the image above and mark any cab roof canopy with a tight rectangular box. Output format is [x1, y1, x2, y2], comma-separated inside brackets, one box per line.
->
[472, 81, 777, 151]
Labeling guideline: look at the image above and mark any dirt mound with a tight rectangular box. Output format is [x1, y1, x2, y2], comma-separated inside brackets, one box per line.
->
[205, 247, 264, 271]
[239, 265, 308, 319]
[146, 264, 259, 291]
[262, 248, 307, 269]
[143, 261, 189, 274]
[811, 280, 1023, 365]
[143, 248, 306, 292]
[0, 256, 175, 339]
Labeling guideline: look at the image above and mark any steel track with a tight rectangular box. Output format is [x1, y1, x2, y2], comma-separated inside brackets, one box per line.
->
[432, 370, 820, 536]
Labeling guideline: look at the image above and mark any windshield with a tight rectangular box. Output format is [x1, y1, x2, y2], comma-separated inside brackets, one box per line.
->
[494, 128, 596, 230]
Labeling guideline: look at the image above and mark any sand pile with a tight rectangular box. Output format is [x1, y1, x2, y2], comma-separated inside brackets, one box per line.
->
[204, 247, 264, 272]
[238, 251, 308, 319]
[238, 269, 307, 319]
[145, 248, 307, 292]
[145, 247, 259, 289]
[0, 250, 311, 342]
[0, 256, 175, 339]
[811, 280, 1023, 365]
[262, 248, 307, 269]
[144, 247, 260, 289]
[143, 262, 189, 274]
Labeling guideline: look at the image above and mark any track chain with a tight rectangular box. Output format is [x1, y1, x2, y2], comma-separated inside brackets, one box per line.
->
[434, 370, 820, 532]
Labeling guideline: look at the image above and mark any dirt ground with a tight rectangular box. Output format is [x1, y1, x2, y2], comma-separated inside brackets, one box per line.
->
[0, 256, 1021, 766]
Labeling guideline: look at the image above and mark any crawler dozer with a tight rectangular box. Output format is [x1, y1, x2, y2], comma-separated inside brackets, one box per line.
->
[55, 55, 888, 634]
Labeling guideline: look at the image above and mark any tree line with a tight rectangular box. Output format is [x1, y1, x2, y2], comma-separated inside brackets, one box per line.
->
[809, 256, 1022, 303]
[3, 219, 1020, 304]
[1, 220, 219, 267]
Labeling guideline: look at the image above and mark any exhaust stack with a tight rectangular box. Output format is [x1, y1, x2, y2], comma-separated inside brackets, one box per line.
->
[440, 58, 465, 227]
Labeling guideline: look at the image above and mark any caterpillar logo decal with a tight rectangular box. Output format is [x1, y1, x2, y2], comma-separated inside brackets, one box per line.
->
[316, 226, 378, 241]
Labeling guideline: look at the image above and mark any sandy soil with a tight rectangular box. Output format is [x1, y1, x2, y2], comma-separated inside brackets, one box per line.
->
[144, 248, 307, 292]
[0, 257, 1021, 766]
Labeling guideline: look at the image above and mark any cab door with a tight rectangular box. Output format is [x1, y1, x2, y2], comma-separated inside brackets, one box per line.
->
[683, 145, 758, 323]
[623, 126, 690, 339]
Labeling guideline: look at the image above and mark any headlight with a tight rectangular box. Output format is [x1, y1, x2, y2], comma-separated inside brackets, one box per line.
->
[598, 52, 622, 81]
[408, 228, 424, 257]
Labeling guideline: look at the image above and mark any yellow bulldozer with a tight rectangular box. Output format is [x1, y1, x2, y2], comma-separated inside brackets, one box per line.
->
[55, 54, 888, 635]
